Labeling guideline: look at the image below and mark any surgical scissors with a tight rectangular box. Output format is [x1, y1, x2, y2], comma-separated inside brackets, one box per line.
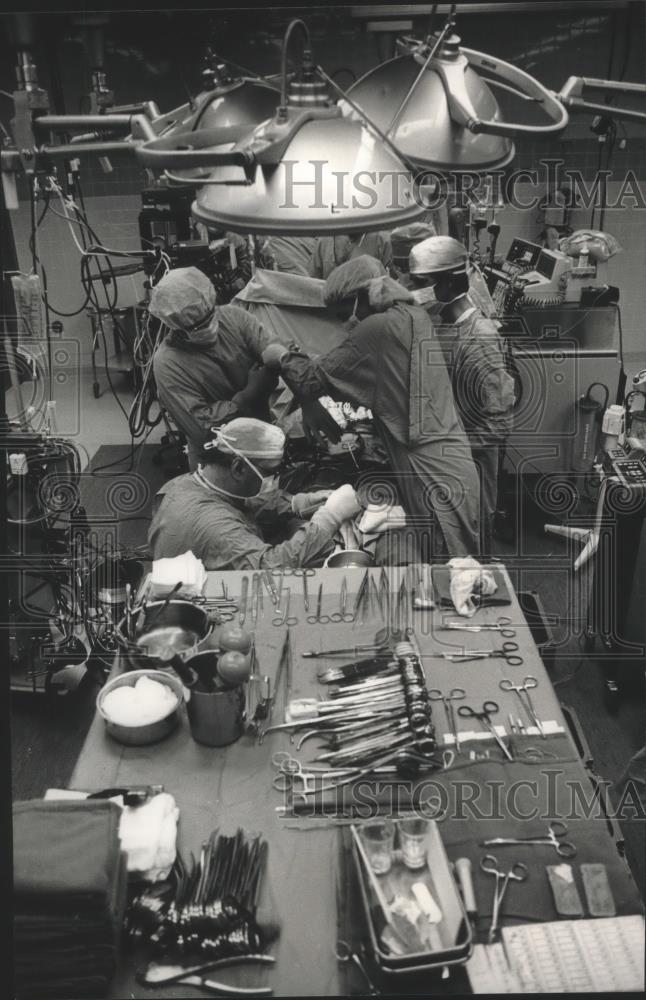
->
[480, 854, 529, 942]
[428, 687, 466, 752]
[481, 821, 577, 858]
[335, 940, 379, 996]
[330, 578, 354, 623]
[272, 589, 298, 627]
[435, 642, 523, 666]
[457, 700, 513, 761]
[499, 676, 544, 737]
[440, 615, 516, 638]
[307, 583, 331, 624]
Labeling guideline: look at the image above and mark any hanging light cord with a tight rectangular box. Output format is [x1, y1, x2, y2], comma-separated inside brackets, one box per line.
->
[315, 64, 420, 178]
[280, 19, 312, 111]
[386, 3, 457, 136]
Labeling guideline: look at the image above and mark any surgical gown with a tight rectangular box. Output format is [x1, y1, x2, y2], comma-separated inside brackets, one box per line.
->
[148, 474, 338, 570]
[308, 232, 393, 280]
[279, 302, 481, 557]
[153, 305, 272, 468]
[434, 307, 515, 553]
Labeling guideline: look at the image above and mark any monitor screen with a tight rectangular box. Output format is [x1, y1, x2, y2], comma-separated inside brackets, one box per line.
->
[507, 238, 541, 267]
[536, 251, 557, 279]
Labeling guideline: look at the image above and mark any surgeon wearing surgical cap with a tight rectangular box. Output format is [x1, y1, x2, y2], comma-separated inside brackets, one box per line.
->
[262, 255, 482, 559]
[409, 237, 516, 554]
[389, 222, 437, 285]
[150, 267, 279, 470]
[308, 231, 393, 280]
[149, 417, 361, 570]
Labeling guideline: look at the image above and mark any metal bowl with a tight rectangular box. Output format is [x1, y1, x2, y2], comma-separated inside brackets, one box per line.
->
[97, 669, 185, 746]
[325, 549, 374, 568]
[116, 599, 212, 671]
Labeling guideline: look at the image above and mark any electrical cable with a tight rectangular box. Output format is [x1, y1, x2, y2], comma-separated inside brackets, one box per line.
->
[29, 179, 53, 400]
[27, 172, 168, 473]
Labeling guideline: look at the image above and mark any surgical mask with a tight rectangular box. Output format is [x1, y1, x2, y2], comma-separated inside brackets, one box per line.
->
[252, 473, 280, 500]
[186, 318, 219, 348]
[199, 424, 283, 499]
[195, 458, 268, 501]
[411, 286, 437, 305]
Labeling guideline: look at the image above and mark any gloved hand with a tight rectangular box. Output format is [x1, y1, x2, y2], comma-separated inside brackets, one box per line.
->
[234, 365, 279, 415]
[301, 397, 343, 445]
[321, 484, 361, 525]
[291, 490, 333, 518]
[262, 342, 289, 370]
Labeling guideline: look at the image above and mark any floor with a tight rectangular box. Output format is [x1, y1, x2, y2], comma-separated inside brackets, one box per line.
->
[8, 364, 646, 898]
[6, 361, 165, 470]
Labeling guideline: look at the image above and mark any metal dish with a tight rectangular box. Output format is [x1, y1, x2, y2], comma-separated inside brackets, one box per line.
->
[116, 600, 212, 671]
[97, 669, 185, 746]
[326, 549, 374, 569]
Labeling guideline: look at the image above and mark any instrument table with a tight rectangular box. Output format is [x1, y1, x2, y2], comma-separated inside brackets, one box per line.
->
[69, 566, 643, 997]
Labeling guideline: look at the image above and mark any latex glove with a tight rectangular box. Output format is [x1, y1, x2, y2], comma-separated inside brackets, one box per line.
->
[448, 557, 497, 617]
[358, 504, 407, 534]
[301, 397, 343, 444]
[234, 365, 279, 414]
[262, 342, 289, 370]
[322, 484, 361, 526]
[291, 490, 333, 518]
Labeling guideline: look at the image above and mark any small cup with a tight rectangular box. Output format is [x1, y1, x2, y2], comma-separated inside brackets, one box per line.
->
[398, 818, 429, 870]
[359, 821, 396, 875]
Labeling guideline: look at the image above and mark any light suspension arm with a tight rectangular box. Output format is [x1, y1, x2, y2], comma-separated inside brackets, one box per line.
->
[558, 77, 646, 126]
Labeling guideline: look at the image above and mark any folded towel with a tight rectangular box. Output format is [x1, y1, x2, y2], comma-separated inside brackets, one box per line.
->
[150, 550, 207, 598]
[432, 562, 511, 616]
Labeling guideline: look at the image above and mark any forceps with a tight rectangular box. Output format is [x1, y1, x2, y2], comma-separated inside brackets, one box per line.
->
[298, 571, 310, 614]
[335, 940, 379, 996]
[330, 578, 354, 623]
[499, 676, 544, 737]
[481, 820, 577, 858]
[271, 752, 354, 794]
[272, 589, 298, 627]
[251, 573, 263, 626]
[441, 615, 516, 638]
[307, 583, 331, 624]
[428, 687, 466, 752]
[436, 642, 523, 666]
[457, 700, 513, 761]
[238, 576, 249, 628]
[480, 854, 529, 943]
[271, 751, 317, 793]
[262, 570, 279, 606]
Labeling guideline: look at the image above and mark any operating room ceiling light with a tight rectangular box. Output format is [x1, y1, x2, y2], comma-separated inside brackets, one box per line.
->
[134, 19, 427, 235]
[152, 53, 281, 138]
[343, 6, 646, 174]
[344, 9, 567, 173]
